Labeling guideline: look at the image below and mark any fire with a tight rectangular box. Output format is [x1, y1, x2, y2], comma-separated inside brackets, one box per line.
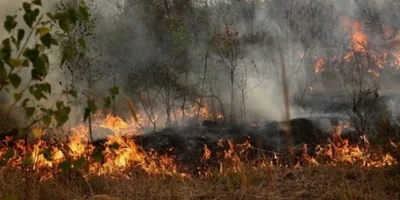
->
[314, 57, 325, 73]
[0, 114, 187, 181]
[0, 99, 224, 180]
[315, 18, 400, 78]
[102, 114, 128, 132]
[311, 123, 396, 167]
[0, 106, 397, 181]
[202, 144, 211, 161]
[351, 21, 368, 53]
[173, 98, 224, 123]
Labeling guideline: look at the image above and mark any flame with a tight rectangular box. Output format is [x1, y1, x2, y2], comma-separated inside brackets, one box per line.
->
[0, 106, 397, 181]
[311, 123, 396, 167]
[0, 99, 224, 181]
[351, 21, 368, 53]
[315, 57, 325, 73]
[315, 18, 400, 78]
[173, 98, 224, 123]
[202, 144, 211, 161]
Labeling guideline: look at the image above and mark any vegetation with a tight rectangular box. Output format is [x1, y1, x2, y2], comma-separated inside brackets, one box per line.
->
[0, 166, 399, 200]
[0, 0, 400, 199]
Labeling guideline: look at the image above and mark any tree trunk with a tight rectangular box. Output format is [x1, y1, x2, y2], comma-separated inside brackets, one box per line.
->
[230, 70, 235, 123]
[241, 91, 247, 123]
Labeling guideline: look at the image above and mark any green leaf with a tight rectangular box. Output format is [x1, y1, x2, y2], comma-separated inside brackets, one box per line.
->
[4, 148, 15, 160]
[29, 84, 47, 100]
[77, 37, 86, 49]
[41, 82, 51, 93]
[61, 45, 75, 65]
[40, 148, 52, 161]
[22, 59, 29, 67]
[40, 54, 49, 65]
[9, 74, 21, 88]
[56, 101, 63, 109]
[42, 114, 52, 126]
[57, 13, 70, 33]
[2, 37, 10, 46]
[28, 85, 34, 95]
[23, 11, 36, 28]
[103, 96, 111, 108]
[66, 89, 77, 99]
[4, 15, 17, 33]
[22, 98, 29, 108]
[40, 33, 54, 47]
[32, 0, 42, 6]
[60, 161, 71, 173]
[108, 86, 119, 97]
[13, 93, 22, 101]
[72, 157, 85, 169]
[23, 48, 39, 62]
[11, 36, 18, 49]
[23, 2, 31, 12]
[37, 27, 50, 36]
[84, 108, 90, 122]
[0, 62, 8, 85]
[79, 3, 90, 21]
[17, 29, 25, 43]
[21, 156, 33, 166]
[50, 38, 58, 46]
[54, 103, 70, 127]
[26, 107, 35, 118]
[32, 56, 47, 78]
[8, 58, 21, 67]
[68, 8, 78, 24]
[88, 99, 97, 113]
[31, 69, 43, 81]
[1, 38, 12, 60]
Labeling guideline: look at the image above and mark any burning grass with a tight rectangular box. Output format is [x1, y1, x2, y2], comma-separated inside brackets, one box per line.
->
[0, 113, 399, 199]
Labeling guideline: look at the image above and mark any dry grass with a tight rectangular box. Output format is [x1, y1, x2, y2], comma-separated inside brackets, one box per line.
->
[0, 165, 399, 200]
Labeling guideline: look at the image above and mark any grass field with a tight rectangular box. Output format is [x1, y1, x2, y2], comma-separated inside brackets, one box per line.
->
[1, 165, 399, 200]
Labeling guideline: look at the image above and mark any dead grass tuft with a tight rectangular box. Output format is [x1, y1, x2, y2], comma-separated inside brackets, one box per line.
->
[0, 165, 399, 200]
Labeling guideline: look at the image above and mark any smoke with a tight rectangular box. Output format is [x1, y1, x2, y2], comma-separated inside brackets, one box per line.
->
[83, 0, 374, 124]
[68, 0, 400, 126]
[5, 0, 400, 131]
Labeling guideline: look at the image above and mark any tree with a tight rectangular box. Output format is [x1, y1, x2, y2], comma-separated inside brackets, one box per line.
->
[212, 23, 242, 123]
[56, 0, 113, 142]
[0, 0, 91, 137]
[235, 60, 262, 122]
[127, 64, 164, 131]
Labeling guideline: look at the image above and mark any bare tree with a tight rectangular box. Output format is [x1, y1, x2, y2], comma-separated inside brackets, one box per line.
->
[127, 66, 164, 131]
[212, 23, 241, 123]
[235, 60, 263, 123]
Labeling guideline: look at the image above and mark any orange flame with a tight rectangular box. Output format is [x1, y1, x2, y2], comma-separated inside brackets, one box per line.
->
[315, 57, 325, 73]
[0, 110, 397, 181]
